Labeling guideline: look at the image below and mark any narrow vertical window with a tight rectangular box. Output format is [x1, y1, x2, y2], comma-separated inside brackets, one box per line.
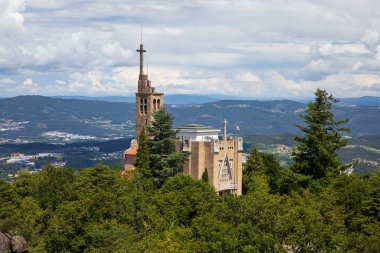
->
[144, 98, 148, 114]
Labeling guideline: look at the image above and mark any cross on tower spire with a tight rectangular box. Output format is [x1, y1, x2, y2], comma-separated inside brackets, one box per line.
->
[136, 44, 146, 77]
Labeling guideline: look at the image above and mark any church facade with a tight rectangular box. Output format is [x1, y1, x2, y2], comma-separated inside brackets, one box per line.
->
[176, 122, 243, 195]
[124, 43, 243, 195]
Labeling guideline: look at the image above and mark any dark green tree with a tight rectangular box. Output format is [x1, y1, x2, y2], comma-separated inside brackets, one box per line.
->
[364, 168, 380, 222]
[261, 153, 283, 192]
[148, 109, 188, 188]
[134, 127, 153, 188]
[292, 89, 349, 179]
[202, 168, 209, 182]
[0, 179, 17, 231]
[32, 165, 75, 210]
[244, 146, 265, 173]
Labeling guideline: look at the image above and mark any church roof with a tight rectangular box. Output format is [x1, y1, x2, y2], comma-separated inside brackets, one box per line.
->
[125, 146, 138, 155]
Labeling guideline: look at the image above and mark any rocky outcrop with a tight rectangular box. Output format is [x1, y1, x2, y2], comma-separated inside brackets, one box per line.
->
[11, 236, 27, 253]
[0, 233, 27, 253]
[0, 233, 11, 253]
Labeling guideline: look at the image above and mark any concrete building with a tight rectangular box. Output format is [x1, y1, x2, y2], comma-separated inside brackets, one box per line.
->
[176, 121, 243, 195]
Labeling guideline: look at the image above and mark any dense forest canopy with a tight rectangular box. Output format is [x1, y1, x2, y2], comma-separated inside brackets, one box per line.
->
[1, 165, 379, 252]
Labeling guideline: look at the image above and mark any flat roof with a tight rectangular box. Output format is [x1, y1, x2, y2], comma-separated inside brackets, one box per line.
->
[176, 124, 220, 133]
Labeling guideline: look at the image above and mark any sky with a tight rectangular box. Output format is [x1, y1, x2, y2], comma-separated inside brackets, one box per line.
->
[0, 0, 380, 99]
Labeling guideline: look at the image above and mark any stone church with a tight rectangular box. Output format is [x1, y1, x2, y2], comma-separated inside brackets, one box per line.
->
[123, 43, 243, 195]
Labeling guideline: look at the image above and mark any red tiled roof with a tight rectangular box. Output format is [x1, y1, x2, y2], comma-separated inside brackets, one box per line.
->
[125, 147, 138, 155]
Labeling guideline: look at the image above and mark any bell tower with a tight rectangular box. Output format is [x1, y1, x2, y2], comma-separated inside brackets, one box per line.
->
[135, 43, 164, 138]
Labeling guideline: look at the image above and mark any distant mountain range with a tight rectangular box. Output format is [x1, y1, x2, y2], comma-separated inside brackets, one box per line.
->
[338, 96, 380, 107]
[53, 94, 247, 104]
[0, 95, 379, 139]
[50, 94, 380, 107]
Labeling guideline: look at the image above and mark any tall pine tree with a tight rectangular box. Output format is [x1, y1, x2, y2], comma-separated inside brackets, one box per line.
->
[148, 108, 188, 188]
[292, 89, 349, 179]
[134, 127, 153, 188]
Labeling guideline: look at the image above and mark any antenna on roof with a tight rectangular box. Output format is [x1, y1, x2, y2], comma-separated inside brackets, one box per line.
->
[147, 63, 149, 76]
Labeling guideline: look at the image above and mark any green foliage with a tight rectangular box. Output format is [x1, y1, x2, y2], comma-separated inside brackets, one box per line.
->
[243, 147, 265, 194]
[243, 147, 307, 194]
[278, 190, 348, 252]
[333, 174, 372, 231]
[202, 168, 209, 182]
[277, 168, 311, 194]
[1, 163, 379, 252]
[32, 165, 75, 210]
[149, 175, 218, 230]
[261, 153, 283, 191]
[0, 178, 17, 231]
[12, 196, 46, 250]
[84, 220, 137, 253]
[292, 89, 349, 179]
[251, 174, 270, 194]
[134, 127, 153, 188]
[364, 168, 380, 222]
[148, 109, 188, 188]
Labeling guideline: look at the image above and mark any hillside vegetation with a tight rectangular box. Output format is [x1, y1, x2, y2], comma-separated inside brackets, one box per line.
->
[1, 165, 379, 252]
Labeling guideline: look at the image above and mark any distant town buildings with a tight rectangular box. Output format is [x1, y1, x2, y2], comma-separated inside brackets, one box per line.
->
[0, 119, 29, 132]
[42, 131, 97, 141]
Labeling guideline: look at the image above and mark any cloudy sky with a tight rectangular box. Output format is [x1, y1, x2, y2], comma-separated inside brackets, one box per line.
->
[0, 0, 380, 99]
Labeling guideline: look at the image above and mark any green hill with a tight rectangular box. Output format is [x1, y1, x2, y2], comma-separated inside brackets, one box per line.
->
[1, 96, 380, 140]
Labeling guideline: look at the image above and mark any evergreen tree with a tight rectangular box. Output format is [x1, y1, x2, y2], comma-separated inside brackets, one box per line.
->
[245, 146, 265, 173]
[148, 108, 188, 188]
[202, 168, 209, 182]
[134, 127, 153, 187]
[243, 146, 265, 194]
[292, 89, 349, 179]
[261, 153, 283, 192]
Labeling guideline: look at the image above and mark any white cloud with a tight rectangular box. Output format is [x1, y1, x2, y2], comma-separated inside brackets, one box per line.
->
[313, 43, 370, 57]
[0, 0, 25, 37]
[101, 42, 133, 66]
[0, 78, 15, 85]
[361, 29, 380, 51]
[300, 59, 334, 81]
[0, 0, 379, 98]
[235, 72, 261, 83]
[22, 78, 38, 94]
